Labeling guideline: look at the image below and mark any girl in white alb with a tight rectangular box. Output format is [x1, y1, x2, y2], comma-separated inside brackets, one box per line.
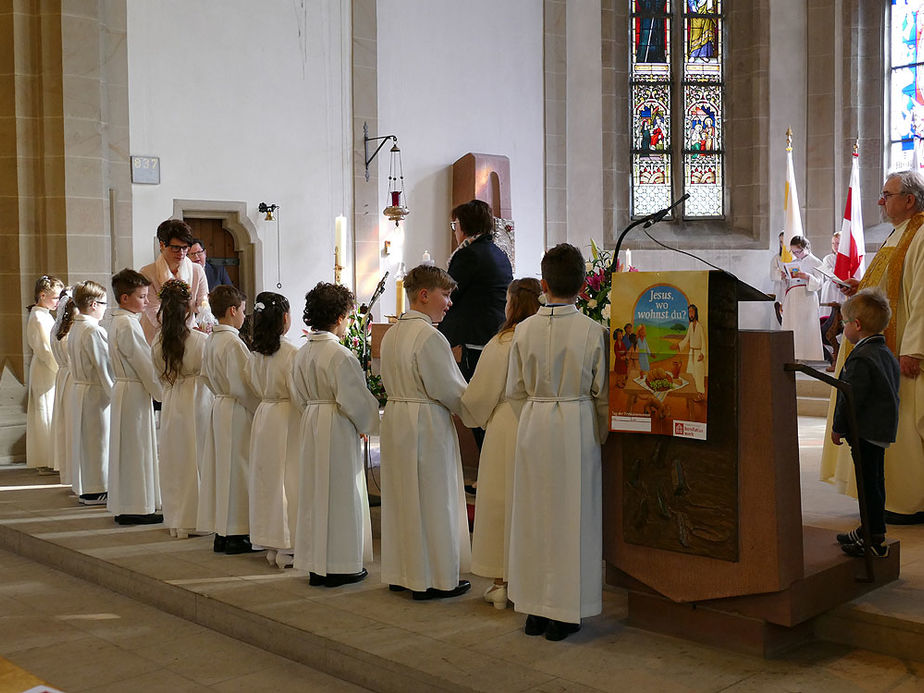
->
[50, 293, 77, 484]
[25, 275, 64, 470]
[247, 292, 301, 568]
[153, 279, 214, 538]
[460, 278, 542, 609]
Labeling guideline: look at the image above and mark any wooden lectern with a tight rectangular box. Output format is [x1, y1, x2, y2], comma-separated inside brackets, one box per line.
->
[603, 271, 900, 657]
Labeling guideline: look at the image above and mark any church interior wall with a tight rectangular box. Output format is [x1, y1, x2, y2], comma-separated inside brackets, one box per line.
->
[126, 0, 350, 339]
[374, 0, 546, 309]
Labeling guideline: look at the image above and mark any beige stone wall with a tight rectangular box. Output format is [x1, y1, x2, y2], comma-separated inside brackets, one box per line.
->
[0, 0, 129, 383]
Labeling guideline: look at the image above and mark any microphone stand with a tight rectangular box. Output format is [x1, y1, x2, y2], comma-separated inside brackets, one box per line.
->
[358, 271, 388, 505]
[609, 193, 690, 274]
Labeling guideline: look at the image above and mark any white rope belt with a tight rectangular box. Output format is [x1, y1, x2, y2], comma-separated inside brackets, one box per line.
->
[388, 396, 437, 404]
[527, 395, 592, 403]
[305, 399, 337, 405]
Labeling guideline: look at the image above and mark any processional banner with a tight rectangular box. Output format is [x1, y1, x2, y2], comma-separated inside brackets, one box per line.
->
[609, 271, 710, 439]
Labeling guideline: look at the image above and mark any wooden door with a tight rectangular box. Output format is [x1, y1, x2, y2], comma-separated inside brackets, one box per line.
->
[185, 218, 239, 286]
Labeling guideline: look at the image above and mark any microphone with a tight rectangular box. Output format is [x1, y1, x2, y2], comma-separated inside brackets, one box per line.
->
[643, 193, 690, 228]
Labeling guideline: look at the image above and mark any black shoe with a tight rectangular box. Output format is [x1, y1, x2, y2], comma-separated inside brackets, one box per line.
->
[325, 569, 368, 587]
[309, 572, 326, 587]
[388, 584, 407, 592]
[224, 535, 257, 554]
[841, 540, 889, 558]
[213, 535, 227, 553]
[114, 513, 164, 525]
[464, 485, 477, 495]
[78, 492, 108, 506]
[411, 580, 471, 601]
[836, 528, 885, 546]
[545, 620, 581, 641]
[885, 510, 924, 525]
[524, 615, 549, 636]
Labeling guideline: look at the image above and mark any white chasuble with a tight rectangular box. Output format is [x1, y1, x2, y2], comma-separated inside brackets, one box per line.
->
[506, 305, 609, 623]
[107, 309, 163, 515]
[460, 331, 517, 580]
[291, 331, 380, 575]
[821, 218, 924, 514]
[26, 306, 58, 468]
[379, 310, 471, 591]
[153, 329, 212, 531]
[67, 315, 114, 496]
[50, 332, 73, 482]
[781, 253, 824, 361]
[247, 340, 300, 551]
[198, 325, 258, 536]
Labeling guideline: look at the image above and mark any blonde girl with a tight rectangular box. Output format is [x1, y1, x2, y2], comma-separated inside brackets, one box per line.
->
[460, 278, 542, 609]
[26, 275, 64, 471]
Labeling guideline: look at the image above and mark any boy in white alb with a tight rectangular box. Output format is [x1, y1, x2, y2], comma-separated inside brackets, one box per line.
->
[107, 269, 164, 525]
[198, 285, 260, 555]
[68, 281, 115, 505]
[506, 243, 609, 641]
[380, 265, 472, 599]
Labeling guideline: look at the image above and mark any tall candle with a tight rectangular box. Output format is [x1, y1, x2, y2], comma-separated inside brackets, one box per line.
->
[625, 249, 632, 271]
[335, 216, 347, 262]
[395, 278, 406, 315]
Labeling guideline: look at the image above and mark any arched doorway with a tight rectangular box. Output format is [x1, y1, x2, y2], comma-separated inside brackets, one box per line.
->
[172, 200, 262, 302]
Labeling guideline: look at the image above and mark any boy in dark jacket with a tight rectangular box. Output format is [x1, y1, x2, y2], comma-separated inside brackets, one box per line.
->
[832, 287, 901, 558]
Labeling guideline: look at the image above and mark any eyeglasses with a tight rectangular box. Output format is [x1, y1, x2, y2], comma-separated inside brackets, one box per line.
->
[880, 191, 906, 200]
[188, 250, 205, 258]
[165, 244, 189, 252]
[840, 318, 855, 327]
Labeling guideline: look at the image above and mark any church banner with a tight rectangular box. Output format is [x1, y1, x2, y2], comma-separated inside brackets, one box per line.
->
[609, 271, 710, 439]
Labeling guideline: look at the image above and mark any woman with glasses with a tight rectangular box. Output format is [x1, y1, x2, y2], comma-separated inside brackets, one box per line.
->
[138, 219, 210, 343]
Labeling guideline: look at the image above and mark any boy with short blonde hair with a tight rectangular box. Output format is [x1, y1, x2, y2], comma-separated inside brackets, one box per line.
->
[506, 243, 609, 641]
[379, 264, 472, 599]
[198, 285, 260, 554]
[107, 269, 164, 524]
[832, 287, 900, 558]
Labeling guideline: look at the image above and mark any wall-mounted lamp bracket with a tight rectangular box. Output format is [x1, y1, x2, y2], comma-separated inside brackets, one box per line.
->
[364, 121, 398, 182]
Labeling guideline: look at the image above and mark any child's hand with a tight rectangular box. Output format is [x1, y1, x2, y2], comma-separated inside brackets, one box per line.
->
[831, 431, 843, 446]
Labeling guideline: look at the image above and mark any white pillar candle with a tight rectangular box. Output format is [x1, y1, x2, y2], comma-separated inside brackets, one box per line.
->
[335, 215, 347, 264]
[625, 249, 632, 271]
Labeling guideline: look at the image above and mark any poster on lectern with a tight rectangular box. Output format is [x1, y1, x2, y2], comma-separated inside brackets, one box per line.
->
[609, 271, 710, 439]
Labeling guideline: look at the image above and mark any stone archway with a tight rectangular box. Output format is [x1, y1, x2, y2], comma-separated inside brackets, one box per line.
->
[172, 200, 263, 302]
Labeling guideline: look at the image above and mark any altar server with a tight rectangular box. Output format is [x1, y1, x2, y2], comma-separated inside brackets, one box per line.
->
[198, 284, 259, 554]
[460, 278, 542, 609]
[68, 281, 114, 505]
[380, 265, 471, 599]
[506, 243, 609, 641]
[153, 279, 212, 538]
[107, 269, 163, 524]
[293, 282, 380, 587]
[781, 235, 825, 361]
[26, 274, 64, 472]
[50, 293, 77, 484]
[247, 291, 300, 568]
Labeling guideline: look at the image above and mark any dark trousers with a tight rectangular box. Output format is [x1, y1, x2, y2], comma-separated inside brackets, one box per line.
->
[856, 438, 886, 537]
[460, 345, 485, 450]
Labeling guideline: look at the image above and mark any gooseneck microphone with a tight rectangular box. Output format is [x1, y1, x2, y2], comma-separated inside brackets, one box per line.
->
[609, 193, 691, 273]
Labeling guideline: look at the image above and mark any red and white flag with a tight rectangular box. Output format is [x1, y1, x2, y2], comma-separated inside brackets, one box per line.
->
[834, 150, 865, 281]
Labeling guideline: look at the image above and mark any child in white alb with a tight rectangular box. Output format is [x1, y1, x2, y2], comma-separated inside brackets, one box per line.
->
[68, 281, 115, 505]
[247, 292, 300, 568]
[198, 285, 259, 555]
[107, 269, 164, 525]
[26, 275, 64, 473]
[292, 282, 380, 587]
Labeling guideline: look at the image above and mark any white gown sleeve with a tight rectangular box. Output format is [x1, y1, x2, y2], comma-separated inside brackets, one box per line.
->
[460, 337, 507, 429]
[505, 331, 527, 420]
[417, 332, 466, 414]
[123, 319, 163, 400]
[334, 350, 380, 436]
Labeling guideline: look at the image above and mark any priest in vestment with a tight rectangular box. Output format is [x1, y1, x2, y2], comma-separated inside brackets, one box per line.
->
[820, 170, 924, 520]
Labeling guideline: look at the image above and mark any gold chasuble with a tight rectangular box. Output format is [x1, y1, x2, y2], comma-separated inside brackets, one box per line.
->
[820, 213, 924, 514]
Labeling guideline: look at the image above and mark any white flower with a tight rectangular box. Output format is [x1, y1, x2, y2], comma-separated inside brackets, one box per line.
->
[538, 293, 548, 305]
[602, 303, 611, 320]
[585, 262, 593, 272]
[588, 298, 598, 309]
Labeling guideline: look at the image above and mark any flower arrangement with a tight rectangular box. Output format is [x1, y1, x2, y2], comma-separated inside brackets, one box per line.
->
[577, 240, 615, 327]
[341, 309, 387, 406]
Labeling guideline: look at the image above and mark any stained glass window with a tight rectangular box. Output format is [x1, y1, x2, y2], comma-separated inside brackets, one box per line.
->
[630, 0, 725, 219]
[890, 1, 924, 171]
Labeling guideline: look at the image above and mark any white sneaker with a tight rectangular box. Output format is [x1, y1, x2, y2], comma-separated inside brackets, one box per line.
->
[265, 549, 278, 566]
[276, 551, 294, 569]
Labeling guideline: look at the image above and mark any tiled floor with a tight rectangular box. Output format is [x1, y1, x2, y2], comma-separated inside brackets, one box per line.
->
[0, 549, 367, 691]
[2, 417, 924, 692]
